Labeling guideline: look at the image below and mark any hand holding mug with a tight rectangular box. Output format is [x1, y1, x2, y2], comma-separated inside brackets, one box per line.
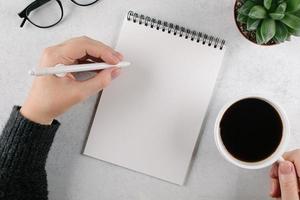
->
[270, 149, 300, 200]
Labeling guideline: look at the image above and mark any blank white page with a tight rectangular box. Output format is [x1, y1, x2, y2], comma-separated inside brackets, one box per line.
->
[84, 12, 225, 185]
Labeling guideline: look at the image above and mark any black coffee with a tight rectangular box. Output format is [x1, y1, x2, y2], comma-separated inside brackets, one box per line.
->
[220, 98, 283, 162]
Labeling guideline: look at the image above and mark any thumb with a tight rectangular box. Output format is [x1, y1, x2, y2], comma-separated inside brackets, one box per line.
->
[278, 161, 299, 200]
[79, 67, 121, 96]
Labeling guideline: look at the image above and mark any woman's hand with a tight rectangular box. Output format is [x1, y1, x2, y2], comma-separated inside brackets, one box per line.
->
[269, 149, 300, 200]
[21, 36, 123, 125]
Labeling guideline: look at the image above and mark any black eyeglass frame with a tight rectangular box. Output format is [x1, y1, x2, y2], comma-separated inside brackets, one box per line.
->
[18, 0, 99, 29]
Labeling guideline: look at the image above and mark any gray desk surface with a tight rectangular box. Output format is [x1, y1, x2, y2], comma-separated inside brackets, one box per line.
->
[1, 0, 300, 199]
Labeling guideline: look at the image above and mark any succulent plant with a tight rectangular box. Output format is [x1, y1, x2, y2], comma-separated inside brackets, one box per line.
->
[237, 0, 300, 44]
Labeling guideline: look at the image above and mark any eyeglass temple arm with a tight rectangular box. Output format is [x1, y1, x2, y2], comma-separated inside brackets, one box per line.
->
[20, 18, 27, 28]
[18, 0, 52, 27]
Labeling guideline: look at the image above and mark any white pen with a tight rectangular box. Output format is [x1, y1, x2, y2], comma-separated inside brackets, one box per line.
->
[29, 61, 131, 77]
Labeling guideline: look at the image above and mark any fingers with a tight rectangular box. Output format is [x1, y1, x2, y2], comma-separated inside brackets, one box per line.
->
[269, 149, 300, 199]
[278, 161, 299, 200]
[62, 36, 123, 64]
[78, 67, 121, 97]
[40, 36, 123, 67]
[270, 164, 281, 198]
[270, 163, 279, 179]
[283, 149, 300, 178]
[270, 178, 281, 198]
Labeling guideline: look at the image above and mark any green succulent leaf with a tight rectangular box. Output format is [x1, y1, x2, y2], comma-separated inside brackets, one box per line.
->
[256, 26, 265, 44]
[288, 26, 300, 35]
[277, 2, 287, 12]
[278, 0, 286, 4]
[264, 0, 272, 9]
[249, 5, 268, 19]
[237, 12, 249, 23]
[269, 2, 287, 19]
[281, 13, 300, 30]
[270, 13, 285, 19]
[238, 1, 256, 15]
[286, 0, 300, 12]
[247, 18, 261, 30]
[260, 18, 276, 43]
[274, 22, 289, 42]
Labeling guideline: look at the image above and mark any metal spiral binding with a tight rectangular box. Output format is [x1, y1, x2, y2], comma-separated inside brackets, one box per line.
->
[127, 11, 225, 50]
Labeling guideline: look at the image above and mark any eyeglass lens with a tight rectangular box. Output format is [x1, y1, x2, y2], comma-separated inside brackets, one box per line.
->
[26, 0, 62, 28]
[71, 0, 99, 6]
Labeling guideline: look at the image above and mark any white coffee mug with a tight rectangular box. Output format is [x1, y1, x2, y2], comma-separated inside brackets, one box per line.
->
[214, 96, 290, 169]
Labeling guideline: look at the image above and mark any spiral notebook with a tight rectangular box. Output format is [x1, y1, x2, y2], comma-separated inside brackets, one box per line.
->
[84, 11, 226, 185]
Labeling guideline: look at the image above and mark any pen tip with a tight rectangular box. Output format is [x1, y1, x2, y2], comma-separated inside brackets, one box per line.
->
[122, 61, 131, 66]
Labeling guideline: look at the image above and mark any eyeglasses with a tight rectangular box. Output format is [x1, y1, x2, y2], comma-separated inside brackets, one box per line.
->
[18, 0, 100, 29]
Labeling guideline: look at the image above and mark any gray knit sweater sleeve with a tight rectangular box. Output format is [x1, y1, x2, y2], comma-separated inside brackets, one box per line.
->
[0, 106, 60, 200]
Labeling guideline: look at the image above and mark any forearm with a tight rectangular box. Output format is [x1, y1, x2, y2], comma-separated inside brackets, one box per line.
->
[0, 106, 59, 200]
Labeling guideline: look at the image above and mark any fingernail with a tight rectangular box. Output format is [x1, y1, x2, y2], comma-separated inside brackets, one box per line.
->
[111, 69, 121, 80]
[279, 161, 293, 175]
[113, 51, 123, 61]
[110, 52, 120, 63]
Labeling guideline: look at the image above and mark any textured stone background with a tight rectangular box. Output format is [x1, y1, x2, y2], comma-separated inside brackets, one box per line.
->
[1, 0, 300, 199]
